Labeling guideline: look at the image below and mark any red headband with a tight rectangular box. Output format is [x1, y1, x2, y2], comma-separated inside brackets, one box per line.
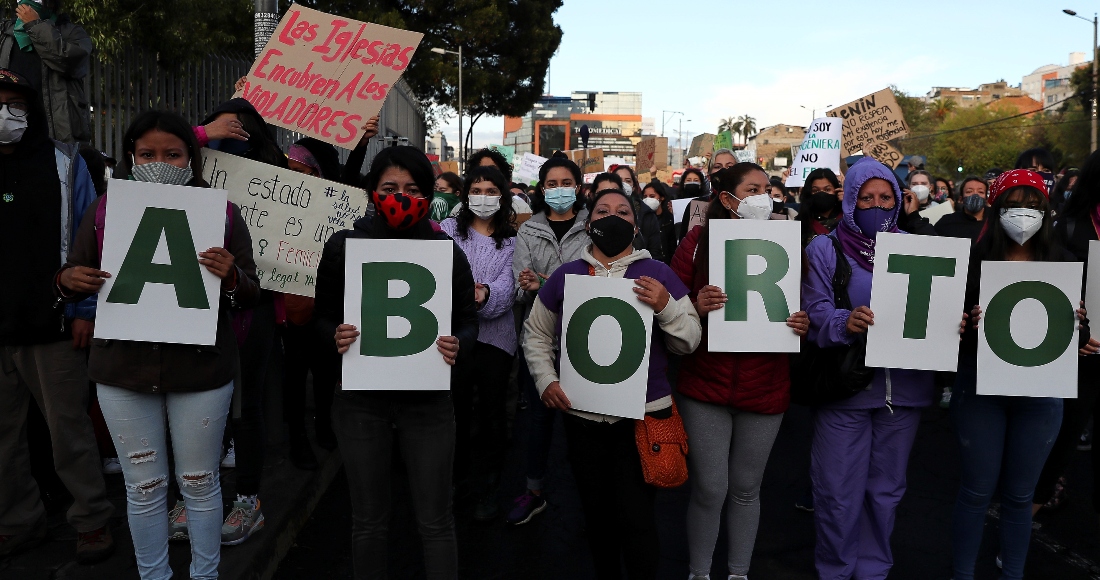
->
[989, 169, 1048, 205]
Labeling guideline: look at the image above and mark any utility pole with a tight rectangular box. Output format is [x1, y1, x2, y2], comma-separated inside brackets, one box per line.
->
[1063, 9, 1098, 152]
[254, 0, 279, 58]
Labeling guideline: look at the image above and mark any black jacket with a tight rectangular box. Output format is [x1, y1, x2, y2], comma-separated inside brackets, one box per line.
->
[630, 198, 664, 262]
[313, 215, 479, 391]
[934, 211, 985, 242]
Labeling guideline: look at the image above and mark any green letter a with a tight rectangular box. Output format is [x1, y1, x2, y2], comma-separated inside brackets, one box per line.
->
[360, 262, 438, 357]
[106, 207, 209, 309]
[725, 239, 790, 322]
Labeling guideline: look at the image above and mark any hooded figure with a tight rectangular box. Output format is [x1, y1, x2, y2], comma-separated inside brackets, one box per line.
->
[801, 156, 936, 580]
[200, 98, 287, 169]
[288, 137, 341, 180]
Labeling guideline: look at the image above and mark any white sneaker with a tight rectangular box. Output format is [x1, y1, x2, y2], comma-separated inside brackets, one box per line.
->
[221, 440, 236, 469]
[101, 457, 122, 475]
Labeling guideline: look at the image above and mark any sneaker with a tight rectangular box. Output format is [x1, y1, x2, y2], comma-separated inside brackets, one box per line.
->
[221, 499, 264, 545]
[168, 500, 189, 542]
[76, 525, 115, 564]
[221, 440, 236, 469]
[504, 491, 546, 525]
[939, 388, 952, 409]
[102, 457, 122, 475]
[0, 515, 47, 558]
[794, 491, 814, 513]
[1079, 429, 1092, 451]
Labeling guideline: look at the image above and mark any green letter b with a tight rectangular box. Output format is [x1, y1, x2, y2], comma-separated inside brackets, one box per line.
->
[887, 254, 956, 339]
[106, 207, 209, 309]
[985, 281, 1075, 367]
[360, 262, 438, 357]
[566, 297, 647, 384]
[724, 239, 790, 322]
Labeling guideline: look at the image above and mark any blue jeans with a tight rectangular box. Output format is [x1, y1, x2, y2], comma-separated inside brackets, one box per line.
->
[519, 350, 556, 491]
[950, 372, 1062, 580]
[97, 383, 233, 580]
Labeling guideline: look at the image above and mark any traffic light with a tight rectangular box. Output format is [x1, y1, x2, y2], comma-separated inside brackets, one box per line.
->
[588, 92, 597, 111]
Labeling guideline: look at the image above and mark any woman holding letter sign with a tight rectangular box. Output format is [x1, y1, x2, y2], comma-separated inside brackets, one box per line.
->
[952, 169, 1098, 580]
[670, 163, 810, 580]
[523, 187, 701, 579]
[802, 157, 938, 580]
[313, 146, 478, 580]
[57, 111, 260, 580]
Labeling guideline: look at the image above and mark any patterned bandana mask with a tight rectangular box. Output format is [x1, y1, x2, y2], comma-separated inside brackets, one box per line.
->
[374, 191, 430, 230]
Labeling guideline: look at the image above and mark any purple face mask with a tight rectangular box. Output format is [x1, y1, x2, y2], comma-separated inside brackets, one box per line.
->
[853, 207, 893, 238]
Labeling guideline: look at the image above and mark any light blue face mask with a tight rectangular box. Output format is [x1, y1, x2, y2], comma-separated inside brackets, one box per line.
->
[543, 186, 577, 214]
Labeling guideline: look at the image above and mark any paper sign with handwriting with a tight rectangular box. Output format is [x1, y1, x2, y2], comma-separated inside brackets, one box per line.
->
[635, 137, 667, 174]
[785, 118, 842, 188]
[827, 88, 909, 158]
[201, 148, 369, 297]
[236, 5, 423, 149]
[565, 149, 605, 174]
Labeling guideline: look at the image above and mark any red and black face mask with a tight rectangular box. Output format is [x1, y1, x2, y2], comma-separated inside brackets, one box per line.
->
[373, 191, 430, 230]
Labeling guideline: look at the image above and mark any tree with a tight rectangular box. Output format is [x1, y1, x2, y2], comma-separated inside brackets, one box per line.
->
[927, 105, 1030, 177]
[930, 98, 957, 121]
[718, 116, 736, 133]
[893, 86, 941, 156]
[737, 114, 756, 145]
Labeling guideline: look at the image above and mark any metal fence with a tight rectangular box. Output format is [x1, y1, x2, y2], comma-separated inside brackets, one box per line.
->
[86, 49, 426, 175]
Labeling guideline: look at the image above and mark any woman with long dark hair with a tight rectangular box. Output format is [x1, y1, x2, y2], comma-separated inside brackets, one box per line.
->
[440, 166, 518, 521]
[796, 167, 843, 247]
[58, 110, 260, 579]
[641, 180, 677, 263]
[952, 169, 1098, 580]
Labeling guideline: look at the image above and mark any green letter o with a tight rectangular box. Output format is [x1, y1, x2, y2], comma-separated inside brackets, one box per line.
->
[985, 281, 1075, 368]
[566, 297, 647, 384]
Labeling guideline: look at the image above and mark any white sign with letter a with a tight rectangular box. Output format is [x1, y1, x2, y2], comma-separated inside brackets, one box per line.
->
[866, 232, 970, 371]
[977, 261, 1082, 398]
[341, 239, 453, 390]
[95, 179, 227, 345]
[559, 275, 653, 419]
[707, 219, 801, 353]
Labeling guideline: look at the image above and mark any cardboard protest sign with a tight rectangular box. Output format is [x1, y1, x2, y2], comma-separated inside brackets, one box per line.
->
[715, 131, 733, 152]
[583, 172, 599, 184]
[513, 153, 547, 185]
[865, 233, 971, 371]
[95, 179, 227, 345]
[341, 239, 453, 390]
[559, 275, 654, 419]
[656, 168, 673, 185]
[201, 149, 369, 297]
[977, 261, 1082, 397]
[827, 88, 909, 158]
[865, 140, 904, 169]
[236, 5, 423, 149]
[437, 160, 459, 174]
[688, 133, 716, 158]
[604, 156, 628, 171]
[488, 144, 515, 162]
[707, 220, 801, 352]
[565, 149, 605, 174]
[635, 137, 668, 174]
[1087, 241, 1100, 314]
[786, 118, 842, 188]
[733, 150, 756, 163]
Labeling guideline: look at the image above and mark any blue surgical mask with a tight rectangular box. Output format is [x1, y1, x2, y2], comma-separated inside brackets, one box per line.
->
[543, 186, 577, 214]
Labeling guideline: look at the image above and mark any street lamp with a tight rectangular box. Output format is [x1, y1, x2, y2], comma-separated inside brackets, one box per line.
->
[432, 46, 463, 169]
[680, 120, 692, 167]
[800, 103, 832, 124]
[662, 110, 683, 166]
[1064, 8, 1098, 152]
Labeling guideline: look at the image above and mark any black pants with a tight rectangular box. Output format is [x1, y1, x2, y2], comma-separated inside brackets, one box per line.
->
[225, 297, 276, 497]
[562, 413, 658, 580]
[281, 319, 338, 434]
[334, 390, 457, 580]
[452, 342, 513, 485]
[1035, 355, 1100, 507]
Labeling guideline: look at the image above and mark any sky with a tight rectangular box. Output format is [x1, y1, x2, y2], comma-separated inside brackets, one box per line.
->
[435, 0, 1097, 153]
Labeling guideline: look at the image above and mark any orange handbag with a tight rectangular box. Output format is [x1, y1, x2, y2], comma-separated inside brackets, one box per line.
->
[634, 401, 689, 488]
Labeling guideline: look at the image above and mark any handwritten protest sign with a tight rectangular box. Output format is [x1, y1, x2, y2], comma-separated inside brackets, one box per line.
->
[827, 88, 909, 158]
[488, 144, 515, 162]
[715, 131, 733, 152]
[565, 148, 605, 174]
[437, 160, 459, 174]
[733, 150, 756, 163]
[201, 148, 369, 297]
[635, 137, 668, 174]
[96, 180, 227, 345]
[236, 5, 423, 149]
[865, 140, 904, 169]
[342, 239, 453, 390]
[513, 153, 547, 185]
[785, 118, 842, 188]
[688, 133, 716, 158]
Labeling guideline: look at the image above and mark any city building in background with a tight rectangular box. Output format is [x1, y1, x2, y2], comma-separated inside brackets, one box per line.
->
[746, 124, 805, 171]
[503, 91, 644, 161]
[923, 81, 1028, 107]
[1023, 52, 1091, 108]
[425, 131, 454, 161]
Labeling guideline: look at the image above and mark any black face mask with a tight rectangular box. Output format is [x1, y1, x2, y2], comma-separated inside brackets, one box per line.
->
[809, 191, 839, 215]
[772, 199, 785, 214]
[681, 183, 702, 198]
[588, 215, 636, 257]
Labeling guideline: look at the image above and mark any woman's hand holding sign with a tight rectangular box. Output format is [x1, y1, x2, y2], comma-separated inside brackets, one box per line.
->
[199, 247, 237, 290]
[694, 285, 727, 317]
[787, 311, 810, 337]
[846, 306, 875, 334]
[1078, 302, 1099, 356]
[59, 266, 111, 294]
[633, 276, 669, 312]
[335, 324, 360, 354]
[437, 336, 460, 366]
[542, 381, 572, 410]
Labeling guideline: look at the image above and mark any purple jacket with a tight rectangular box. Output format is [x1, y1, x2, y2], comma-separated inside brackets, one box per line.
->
[537, 257, 689, 405]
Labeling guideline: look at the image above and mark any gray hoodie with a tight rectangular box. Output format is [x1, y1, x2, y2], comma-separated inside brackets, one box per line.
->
[512, 208, 591, 306]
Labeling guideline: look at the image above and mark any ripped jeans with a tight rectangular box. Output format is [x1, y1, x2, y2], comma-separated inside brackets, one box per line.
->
[97, 382, 233, 580]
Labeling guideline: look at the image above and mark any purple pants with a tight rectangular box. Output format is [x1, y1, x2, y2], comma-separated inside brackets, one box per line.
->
[811, 406, 922, 580]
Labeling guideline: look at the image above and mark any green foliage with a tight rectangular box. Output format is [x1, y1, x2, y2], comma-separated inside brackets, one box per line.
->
[926, 106, 1030, 177]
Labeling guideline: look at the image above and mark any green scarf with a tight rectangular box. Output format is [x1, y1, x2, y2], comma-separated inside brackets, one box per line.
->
[14, 1, 55, 53]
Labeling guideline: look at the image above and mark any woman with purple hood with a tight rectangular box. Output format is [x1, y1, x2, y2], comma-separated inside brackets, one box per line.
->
[802, 157, 937, 580]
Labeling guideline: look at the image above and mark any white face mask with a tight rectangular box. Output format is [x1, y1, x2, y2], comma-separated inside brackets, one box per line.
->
[641, 197, 660, 211]
[0, 109, 28, 144]
[999, 208, 1044, 245]
[467, 194, 501, 219]
[622, 182, 634, 196]
[911, 184, 930, 202]
[731, 192, 773, 220]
